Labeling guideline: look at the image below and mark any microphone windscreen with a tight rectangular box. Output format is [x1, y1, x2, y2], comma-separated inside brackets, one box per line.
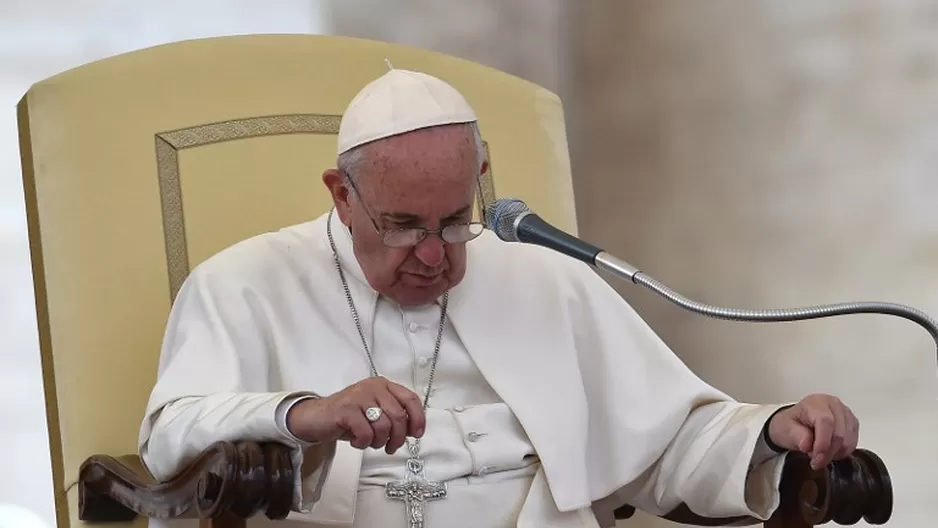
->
[485, 198, 530, 242]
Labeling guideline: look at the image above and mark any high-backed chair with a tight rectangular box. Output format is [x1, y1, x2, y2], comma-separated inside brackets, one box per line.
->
[17, 34, 892, 528]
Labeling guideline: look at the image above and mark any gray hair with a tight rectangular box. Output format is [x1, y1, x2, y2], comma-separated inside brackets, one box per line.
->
[337, 121, 484, 181]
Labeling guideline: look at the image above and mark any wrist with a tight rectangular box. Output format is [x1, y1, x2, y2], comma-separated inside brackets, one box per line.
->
[763, 404, 795, 453]
[286, 397, 324, 442]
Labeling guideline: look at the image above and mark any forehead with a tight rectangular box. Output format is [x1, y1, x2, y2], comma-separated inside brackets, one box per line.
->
[376, 124, 475, 167]
[358, 125, 478, 197]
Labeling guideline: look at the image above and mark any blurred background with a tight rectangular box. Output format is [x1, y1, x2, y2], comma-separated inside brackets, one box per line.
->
[2, 1, 937, 527]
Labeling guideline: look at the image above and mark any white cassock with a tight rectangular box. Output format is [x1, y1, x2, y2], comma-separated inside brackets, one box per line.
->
[138, 210, 789, 528]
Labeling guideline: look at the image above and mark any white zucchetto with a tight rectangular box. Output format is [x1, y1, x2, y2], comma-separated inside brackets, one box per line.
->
[337, 68, 478, 155]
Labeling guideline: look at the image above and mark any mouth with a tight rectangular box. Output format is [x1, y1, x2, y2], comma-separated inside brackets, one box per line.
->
[402, 272, 445, 287]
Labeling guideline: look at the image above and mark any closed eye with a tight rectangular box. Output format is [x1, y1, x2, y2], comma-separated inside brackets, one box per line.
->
[381, 210, 472, 228]
[442, 207, 473, 224]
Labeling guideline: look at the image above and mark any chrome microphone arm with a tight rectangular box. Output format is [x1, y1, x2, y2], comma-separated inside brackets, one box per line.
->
[595, 252, 938, 350]
[484, 197, 938, 354]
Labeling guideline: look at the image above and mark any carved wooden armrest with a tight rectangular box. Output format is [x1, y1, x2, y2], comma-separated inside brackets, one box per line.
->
[79, 441, 294, 527]
[79, 443, 892, 527]
[613, 448, 893, 526]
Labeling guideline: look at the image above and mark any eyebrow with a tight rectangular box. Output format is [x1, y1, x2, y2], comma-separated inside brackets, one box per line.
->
[381, 205, 472, 223]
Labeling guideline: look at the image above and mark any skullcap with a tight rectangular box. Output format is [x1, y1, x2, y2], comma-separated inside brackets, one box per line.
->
[337, 68, 477, 155]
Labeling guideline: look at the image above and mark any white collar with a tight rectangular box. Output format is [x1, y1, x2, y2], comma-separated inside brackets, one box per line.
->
[328, 208, 370, 287]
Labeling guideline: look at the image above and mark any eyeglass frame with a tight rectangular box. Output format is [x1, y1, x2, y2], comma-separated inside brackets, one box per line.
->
[341, 171, 486, 248]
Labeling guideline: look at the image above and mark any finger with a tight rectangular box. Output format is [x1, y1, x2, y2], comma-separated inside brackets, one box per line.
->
[366, 407, 392, 450]
[340, 408, 374, 449]
[828, 402, 846, 461]
[386, 382, 426, 438]
[807, 408, 835, 469]
[374, 392, 409, 454]
[838, 407, 859, 458]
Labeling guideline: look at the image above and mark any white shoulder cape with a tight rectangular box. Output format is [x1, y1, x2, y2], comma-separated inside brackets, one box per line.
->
[138, 211, 787, 525]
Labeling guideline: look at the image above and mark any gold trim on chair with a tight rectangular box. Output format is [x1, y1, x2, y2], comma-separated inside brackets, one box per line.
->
[155, 114, 341, 300]
[155, 114, 496, 301]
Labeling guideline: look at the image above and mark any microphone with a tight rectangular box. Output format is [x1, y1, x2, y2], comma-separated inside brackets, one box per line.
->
[485, 197, 611, 268]
[485, 197, 938, 352]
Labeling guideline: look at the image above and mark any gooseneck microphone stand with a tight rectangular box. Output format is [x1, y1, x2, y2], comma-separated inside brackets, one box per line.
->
[485, 197, 938, 353]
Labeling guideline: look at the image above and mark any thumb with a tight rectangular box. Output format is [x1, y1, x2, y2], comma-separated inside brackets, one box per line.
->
[772, 416, 814, 453]
[790, 422, 814, 454]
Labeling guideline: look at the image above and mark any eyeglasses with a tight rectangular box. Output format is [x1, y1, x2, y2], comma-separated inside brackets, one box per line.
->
[343, 172, 485, 248]
[378, 223, 485, 248]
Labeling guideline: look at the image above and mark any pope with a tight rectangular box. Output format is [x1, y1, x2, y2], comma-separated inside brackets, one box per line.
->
[138, 68, 859, 528]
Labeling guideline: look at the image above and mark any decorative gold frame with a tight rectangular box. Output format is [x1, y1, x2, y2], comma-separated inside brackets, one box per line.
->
[155, 114, 496, 300]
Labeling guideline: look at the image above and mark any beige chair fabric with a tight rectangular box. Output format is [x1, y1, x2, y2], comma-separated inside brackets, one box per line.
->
[17, 34, 578, 527]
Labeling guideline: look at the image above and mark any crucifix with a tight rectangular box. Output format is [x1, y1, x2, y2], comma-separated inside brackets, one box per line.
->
[386, 440, 447, 528]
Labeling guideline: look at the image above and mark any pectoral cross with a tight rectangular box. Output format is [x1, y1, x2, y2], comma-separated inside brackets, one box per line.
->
[385, 441, 447, 528]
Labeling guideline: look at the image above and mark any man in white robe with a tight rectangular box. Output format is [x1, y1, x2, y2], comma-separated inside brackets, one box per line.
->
[138, 68, 860, 528]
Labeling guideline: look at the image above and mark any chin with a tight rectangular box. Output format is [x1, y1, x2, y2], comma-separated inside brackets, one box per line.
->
[396, 287, 449, 307]
[391, 278, 452, 307]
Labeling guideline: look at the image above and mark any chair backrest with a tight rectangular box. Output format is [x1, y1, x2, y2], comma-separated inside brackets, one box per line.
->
[17, 34, 578, 527]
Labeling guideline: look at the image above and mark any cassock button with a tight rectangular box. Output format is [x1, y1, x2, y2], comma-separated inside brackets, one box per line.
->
[453, 405, 466, 413]
[467, 431, 487, 442]
[477, 465, 493, 476]
[408, 322, 420, 333]
[417, 356, 430, 367]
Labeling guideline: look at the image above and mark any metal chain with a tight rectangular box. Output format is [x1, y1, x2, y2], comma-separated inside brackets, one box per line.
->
[326, 208, 448, 418]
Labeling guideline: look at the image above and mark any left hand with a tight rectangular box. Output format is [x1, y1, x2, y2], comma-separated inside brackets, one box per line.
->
[767, 393, 859, 470]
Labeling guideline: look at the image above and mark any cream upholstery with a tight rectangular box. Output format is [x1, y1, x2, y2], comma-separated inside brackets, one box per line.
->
[17, 34, 578, 527]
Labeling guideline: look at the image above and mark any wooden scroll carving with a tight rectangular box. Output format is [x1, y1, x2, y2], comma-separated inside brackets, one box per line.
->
[78, 442, 293, 528]
[78, 444, 892, 527]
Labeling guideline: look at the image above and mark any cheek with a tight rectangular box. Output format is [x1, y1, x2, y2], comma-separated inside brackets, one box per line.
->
[353, 230, 399, 273]
[444, 245, 467, 271]
[377, 248, 413, 276]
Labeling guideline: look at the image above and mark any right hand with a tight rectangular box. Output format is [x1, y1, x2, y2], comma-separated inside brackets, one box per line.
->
[286, 377, 426, 454]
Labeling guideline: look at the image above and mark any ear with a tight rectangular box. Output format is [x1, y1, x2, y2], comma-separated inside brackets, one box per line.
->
[479, 159, 489, 176]
[322, 168, 352, 226]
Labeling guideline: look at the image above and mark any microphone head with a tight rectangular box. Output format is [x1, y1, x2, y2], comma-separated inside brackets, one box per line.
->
[485, 198, 531, 242]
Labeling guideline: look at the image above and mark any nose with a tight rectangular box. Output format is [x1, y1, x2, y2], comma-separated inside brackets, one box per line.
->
[413, 235, 445, 268]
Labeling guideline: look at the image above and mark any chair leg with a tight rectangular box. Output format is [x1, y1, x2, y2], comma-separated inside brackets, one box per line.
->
[765, 516, 811, 528]
[199, 513, 246, 528]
